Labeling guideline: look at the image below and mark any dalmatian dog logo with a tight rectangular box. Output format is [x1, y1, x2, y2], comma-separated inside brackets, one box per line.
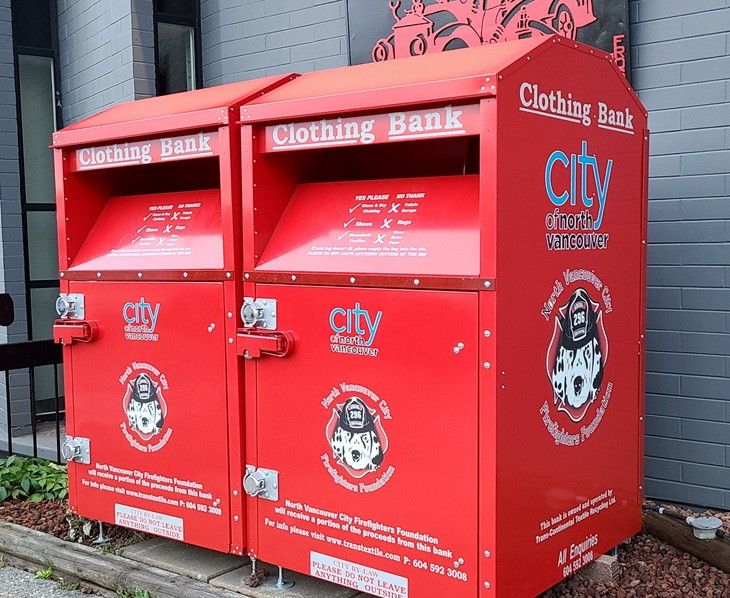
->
[326, 396, 389, 479]
[546, 287, 609, 423]
[122, 372, 168, 441]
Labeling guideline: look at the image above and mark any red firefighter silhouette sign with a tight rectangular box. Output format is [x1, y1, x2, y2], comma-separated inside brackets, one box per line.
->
[544, 286, 611, 444]
[373, 0, 596, 61]
[348, 1, 629, 76]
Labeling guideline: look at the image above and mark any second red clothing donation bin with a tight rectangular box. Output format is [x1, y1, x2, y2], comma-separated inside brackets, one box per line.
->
[52, 75, 295, 554]
[236, 36, 647, 597]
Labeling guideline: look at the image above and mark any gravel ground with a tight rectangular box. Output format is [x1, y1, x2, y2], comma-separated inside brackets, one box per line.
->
[0, 499, 728, 597]
[0, 565, 95, 598]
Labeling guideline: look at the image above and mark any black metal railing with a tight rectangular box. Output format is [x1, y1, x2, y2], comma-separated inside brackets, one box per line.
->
[0, 339, 64, 463]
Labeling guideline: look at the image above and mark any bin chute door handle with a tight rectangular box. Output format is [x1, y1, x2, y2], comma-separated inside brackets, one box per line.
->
[53, 320, 99, 345]
[236, 330, 295, 359]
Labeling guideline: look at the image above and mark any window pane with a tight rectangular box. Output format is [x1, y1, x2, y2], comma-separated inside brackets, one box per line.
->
[27, 212, 59, 281]
[30, 287, 59, 340]
[18, 54, 56, 204]
[157, 23, 195, 95]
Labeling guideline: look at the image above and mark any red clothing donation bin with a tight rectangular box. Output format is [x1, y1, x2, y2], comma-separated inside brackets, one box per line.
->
[52, 75, 295, 554]
[237, 37, 647, 597]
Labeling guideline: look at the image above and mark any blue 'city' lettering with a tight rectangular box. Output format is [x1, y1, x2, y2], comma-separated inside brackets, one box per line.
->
[545, 140, 612, 229]
[123, 297, 160, 333]
[329, 302, 382, 347]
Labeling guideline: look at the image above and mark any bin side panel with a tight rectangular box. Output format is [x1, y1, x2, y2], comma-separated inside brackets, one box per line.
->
[256, 176, 479, 276]
[492, 47, 647, 596]
[69, 189, 223, 271]
[65, 281, 232, 552]
[253, 285, 479, 598]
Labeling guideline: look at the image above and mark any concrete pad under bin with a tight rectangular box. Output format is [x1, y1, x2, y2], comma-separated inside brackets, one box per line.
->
[123, 537, 247, 582]
[210, 560, 363, 598]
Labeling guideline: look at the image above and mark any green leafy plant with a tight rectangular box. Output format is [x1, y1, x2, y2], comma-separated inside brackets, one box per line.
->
[35, 566, 53, 579]
[117, 589, 151, 598]
[0, 455, 68, 502]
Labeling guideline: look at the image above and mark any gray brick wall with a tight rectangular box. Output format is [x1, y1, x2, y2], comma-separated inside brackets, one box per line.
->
[57, 0, 154, 124]
[201, 0, 349, 86]
[631, 0, 730, 509]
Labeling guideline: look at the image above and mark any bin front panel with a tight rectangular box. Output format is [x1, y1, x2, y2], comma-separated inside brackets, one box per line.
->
[252, 284, 479, 598]
[66, 281, 231, 552]
[256, 175, 478, 275]
[70, 189, 222, 271]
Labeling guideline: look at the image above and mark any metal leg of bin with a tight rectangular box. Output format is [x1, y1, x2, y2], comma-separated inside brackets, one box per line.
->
[250, 556, 257, 575]
[275, 566, 294, 590]
[93, 521, 110, 544]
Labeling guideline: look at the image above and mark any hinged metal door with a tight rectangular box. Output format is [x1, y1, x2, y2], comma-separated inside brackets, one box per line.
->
[251, 284, 479, 598]
[65, 281, 232, 552]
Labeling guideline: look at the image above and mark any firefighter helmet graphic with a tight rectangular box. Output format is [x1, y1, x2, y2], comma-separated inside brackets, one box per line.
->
[546, 287, 608, 423]
[122, 372, 168, 441]
[326, 396, 389, 479]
